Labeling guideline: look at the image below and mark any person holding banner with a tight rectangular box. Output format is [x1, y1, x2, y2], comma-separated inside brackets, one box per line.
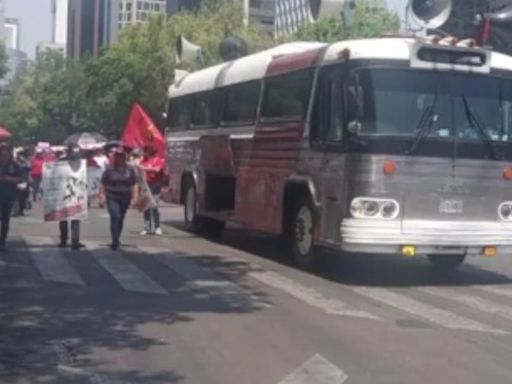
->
[58, 144, 84, 250]
[100, 148, 137, 250]
[0, 140, 22, 252]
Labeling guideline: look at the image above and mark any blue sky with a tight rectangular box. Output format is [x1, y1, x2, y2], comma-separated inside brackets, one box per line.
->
[5, 0, 52, 58]
[5, 0, 409, 59]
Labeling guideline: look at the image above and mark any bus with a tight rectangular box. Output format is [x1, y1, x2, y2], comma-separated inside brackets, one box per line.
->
[165, 37, 512, 270]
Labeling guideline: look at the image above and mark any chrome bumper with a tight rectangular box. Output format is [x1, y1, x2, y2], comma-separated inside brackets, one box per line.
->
[341, 219, 512, 255]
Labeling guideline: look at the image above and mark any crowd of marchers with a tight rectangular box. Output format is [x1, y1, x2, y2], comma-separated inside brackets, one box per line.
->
[0, 134, 166, 253]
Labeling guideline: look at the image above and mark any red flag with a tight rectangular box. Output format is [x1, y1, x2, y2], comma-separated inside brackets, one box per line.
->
[0, 126, 11, 139]
[121, 103, 165, 158]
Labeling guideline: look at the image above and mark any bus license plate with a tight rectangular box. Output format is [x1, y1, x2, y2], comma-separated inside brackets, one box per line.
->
[439, 199, 463, 214]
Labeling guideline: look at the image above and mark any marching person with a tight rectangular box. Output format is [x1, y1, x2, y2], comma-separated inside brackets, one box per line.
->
[58, 144, 84, 250]
[30, 150, 44, 202]
[100, 147, 137, 250]
[15, 149, 31, 216]
[139, 145, 165, 236]
[0, 140, 22, 252]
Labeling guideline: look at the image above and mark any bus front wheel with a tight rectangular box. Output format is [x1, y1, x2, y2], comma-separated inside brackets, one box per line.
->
[286, 196, 318, 270]
[183, 182, 225, 236]
[427, 254, 466, 270]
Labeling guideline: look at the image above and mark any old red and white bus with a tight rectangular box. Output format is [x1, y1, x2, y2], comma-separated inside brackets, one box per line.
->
[166, 37, 512, 270]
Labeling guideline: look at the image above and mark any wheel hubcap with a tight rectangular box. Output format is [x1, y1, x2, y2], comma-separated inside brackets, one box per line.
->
[185, 188, 195, 223]
[295, 206, 313, 256]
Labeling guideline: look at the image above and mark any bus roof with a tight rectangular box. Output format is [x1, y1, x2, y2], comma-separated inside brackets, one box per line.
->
[168, 42, 325, 98]
[168, 37, 512, 99]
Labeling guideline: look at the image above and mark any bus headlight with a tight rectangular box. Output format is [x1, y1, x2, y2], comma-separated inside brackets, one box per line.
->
[498, 202, 512, 221]
[350, 198, 400, 220]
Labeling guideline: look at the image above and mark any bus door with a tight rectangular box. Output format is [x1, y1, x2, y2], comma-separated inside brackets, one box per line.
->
[313, 67, 347, 244]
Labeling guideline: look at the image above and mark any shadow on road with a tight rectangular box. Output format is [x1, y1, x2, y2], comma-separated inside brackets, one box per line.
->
[163, 219, 512, 289]
[0, 238, 269, 384]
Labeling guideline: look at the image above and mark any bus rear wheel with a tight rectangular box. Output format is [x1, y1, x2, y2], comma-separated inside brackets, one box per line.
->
[427, 254, 466, 271]
[183, 182, 225, 236]
[286, 196, 318, 270]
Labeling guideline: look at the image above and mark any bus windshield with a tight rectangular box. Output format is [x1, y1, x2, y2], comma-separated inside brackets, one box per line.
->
[348, 68, 512, 143]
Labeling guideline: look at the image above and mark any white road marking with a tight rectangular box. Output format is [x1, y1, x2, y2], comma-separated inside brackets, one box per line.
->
[477, 285, 512, 299]
[352, 287, 507, 334]
[421, 286, 512, 321]
[250, 271, 380, 320]
[140, 246, 262, 308]
[84, 241, 167, 295]
[24, 236, 85, 286]
[278, 354, 348, 384]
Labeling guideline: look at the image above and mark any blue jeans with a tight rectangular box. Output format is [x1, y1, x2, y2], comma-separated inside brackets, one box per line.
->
[106, 195, 131, 246]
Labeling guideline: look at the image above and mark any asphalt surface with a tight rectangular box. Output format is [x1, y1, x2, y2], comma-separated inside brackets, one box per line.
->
[3, 204, 512, 383]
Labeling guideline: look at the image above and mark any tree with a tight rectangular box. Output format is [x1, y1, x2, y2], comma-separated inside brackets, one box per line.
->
[295, 1, 401, 42]
[0, 44, 8, 80]
[0, 0, 275, 143]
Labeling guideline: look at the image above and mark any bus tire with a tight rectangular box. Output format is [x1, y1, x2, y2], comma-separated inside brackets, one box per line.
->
[183, 181, 225, 236]
[427, 254, 466, 271]
[286, 196, 318, 270]
[183, 181, 204, 233]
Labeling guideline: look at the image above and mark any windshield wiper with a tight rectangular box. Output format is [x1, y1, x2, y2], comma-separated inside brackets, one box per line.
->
[406, 91, 439, 155]
[461, 94, 497, 160]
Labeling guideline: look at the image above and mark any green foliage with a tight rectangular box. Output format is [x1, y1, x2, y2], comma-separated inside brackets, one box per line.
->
[0, 0, 274, 143]
[0, 44, 8, 79]
[295, 1, 401, 42]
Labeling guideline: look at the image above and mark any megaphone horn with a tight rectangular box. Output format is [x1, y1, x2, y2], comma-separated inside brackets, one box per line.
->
[176, 34, 204, 66]
[408, 0, 453, 29]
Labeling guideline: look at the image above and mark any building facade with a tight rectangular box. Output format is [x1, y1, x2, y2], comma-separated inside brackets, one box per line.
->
[118, 0, 167, 28]
[4, 18, 20, 50]
[52, 0, 69, 46]
[36, 42, 66, 58]
[0, 0, 5, 43]
[67, 0, 119, 60]
[0, 48, 28, 92]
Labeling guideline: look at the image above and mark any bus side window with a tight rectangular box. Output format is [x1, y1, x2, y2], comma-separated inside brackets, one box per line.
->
[222, 81, 260, 125]
[168, 96, 192, 130]
[261, 70, 313, 122]
[191, 91, 222, 129]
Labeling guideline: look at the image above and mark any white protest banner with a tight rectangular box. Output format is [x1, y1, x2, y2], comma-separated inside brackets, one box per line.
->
[42, 159, 88, 222]
[87, 166, 103, 204]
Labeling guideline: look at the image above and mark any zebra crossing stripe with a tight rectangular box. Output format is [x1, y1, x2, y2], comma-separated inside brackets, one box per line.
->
[421, 286, 512, 321]
[140, 246, 259, 308]
[24, 236, 85, 286]
[352, 287, 508, 335]
[83, 241, 167, 295]
[251, 271, 380, 320]
[477, 285, 512, 299]
[278, 354, 348, 384]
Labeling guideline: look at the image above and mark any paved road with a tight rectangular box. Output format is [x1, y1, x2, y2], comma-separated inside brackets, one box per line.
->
[3, 205, 512, 383]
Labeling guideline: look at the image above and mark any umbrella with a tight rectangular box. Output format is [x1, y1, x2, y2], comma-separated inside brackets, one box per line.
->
[64, 132, 107, 149]
[0, 126, 11, 139]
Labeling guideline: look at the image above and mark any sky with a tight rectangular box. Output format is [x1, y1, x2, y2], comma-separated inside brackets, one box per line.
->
[3, 0, 408, 59]
[5, 0, 52, 58]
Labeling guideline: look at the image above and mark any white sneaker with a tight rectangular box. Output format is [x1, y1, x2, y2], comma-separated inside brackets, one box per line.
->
[140, 230, 149, 236]
[155, 228, 163, 236]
